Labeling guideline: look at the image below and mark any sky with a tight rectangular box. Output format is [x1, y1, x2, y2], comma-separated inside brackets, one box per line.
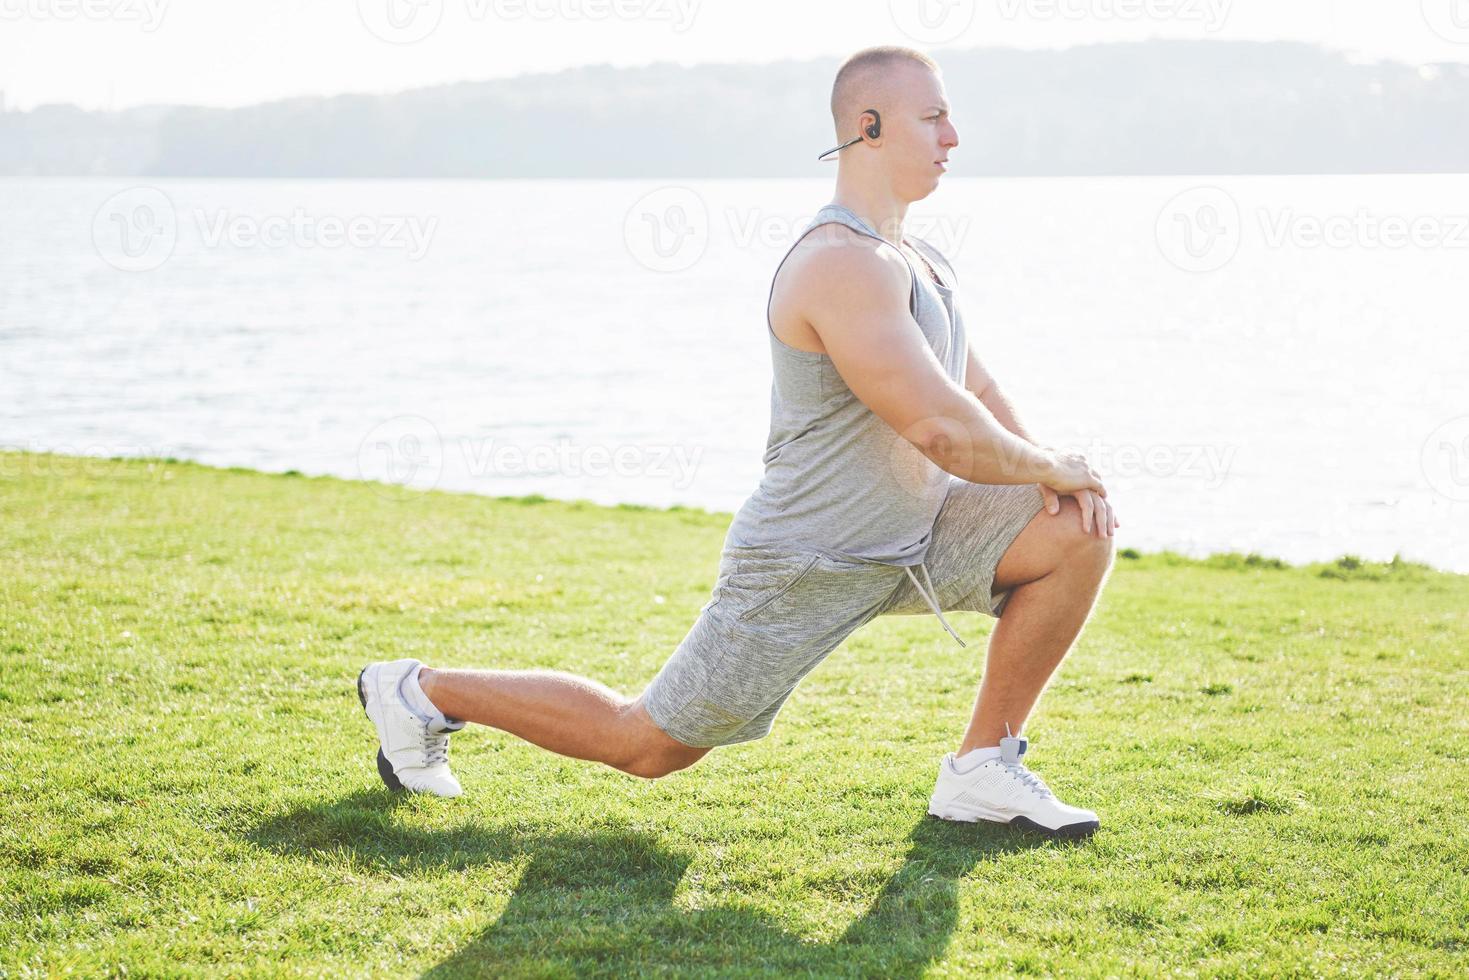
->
[2, 0, 1468, 111]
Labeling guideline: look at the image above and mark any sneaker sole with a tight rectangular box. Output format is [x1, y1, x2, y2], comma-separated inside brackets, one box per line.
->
[927, 807, 1099, 839]
[357, 666, 405, 793]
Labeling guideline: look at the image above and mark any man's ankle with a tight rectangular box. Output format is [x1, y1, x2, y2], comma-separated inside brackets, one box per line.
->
[417, 666, 452, 712]
[406, 665, 464, 731]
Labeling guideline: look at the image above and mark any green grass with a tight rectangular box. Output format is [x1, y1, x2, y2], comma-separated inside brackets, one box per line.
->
[2, 450, 1466, 977]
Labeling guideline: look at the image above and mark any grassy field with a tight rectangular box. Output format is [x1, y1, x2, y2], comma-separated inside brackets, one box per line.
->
[2, 450, 1465, 977]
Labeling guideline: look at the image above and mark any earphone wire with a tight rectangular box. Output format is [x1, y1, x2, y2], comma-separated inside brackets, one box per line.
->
[816, 135, 864, 162]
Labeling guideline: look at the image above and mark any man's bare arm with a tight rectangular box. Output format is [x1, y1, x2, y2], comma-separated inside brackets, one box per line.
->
[796, 235, 1102, 495]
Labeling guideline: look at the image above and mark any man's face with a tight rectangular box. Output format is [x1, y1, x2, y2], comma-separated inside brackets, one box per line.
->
[882, 64, 961, 201]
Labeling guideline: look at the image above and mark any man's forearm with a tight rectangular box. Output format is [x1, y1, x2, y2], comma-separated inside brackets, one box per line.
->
[916, 386, 1056, 486]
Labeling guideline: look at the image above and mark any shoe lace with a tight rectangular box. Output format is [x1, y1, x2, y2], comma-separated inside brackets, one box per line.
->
[421, 729, 450, 768]
[1002, 760, 1054, 799]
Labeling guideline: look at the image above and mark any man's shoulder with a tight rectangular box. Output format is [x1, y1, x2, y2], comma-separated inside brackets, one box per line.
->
[779, 223, 909, 297]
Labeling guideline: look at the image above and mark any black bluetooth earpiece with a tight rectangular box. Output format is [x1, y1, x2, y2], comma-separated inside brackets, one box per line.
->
[818, 109, 881, 161]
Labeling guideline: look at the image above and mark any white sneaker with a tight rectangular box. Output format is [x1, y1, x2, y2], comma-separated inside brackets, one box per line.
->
[357, 659, 465, 798]
[928, 731, 1099, 838]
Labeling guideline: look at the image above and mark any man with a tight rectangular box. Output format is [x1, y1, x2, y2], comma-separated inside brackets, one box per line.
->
[357, 46, 1118, 838]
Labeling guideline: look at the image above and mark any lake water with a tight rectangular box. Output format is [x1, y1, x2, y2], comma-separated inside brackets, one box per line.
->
[1, 175, 1465, 573]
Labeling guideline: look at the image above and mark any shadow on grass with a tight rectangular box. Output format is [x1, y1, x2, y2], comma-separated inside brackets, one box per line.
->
[248, 789, 1069, 977]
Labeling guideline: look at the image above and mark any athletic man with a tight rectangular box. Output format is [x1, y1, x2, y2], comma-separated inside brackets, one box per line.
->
[357, 46, 1118, 838]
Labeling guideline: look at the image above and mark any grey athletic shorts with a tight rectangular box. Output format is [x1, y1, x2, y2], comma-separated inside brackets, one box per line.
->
[642, 480, 1047, 748]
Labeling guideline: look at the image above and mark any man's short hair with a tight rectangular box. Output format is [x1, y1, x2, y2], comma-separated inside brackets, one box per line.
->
[830, 46, 940, 128]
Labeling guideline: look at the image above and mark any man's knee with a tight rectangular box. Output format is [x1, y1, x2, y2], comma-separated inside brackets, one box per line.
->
[1001, 497, 1110, 580]
[1050, 497, 1116, 566]
[613, 702, 712, 779]
[621, 743, 709, 779]
[1083, 522, 1116, 564]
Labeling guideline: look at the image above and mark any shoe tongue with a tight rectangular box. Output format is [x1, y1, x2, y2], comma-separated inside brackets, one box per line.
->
[1000, 734, 1027, 765]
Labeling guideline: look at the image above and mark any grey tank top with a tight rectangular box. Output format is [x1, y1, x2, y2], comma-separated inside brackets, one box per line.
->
[724, 202, 967, 570]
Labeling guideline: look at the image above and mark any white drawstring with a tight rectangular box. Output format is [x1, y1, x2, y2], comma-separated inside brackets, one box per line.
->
[904, 562, 967, 647]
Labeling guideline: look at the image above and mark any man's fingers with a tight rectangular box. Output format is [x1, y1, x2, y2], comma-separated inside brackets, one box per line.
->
[1043, 486, 1119, 535]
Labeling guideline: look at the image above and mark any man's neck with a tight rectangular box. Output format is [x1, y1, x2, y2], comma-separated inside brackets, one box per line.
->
[830, 186, 910, 245]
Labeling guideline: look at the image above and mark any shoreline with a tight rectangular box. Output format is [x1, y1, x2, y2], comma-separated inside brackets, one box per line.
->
[3, 448, 1460, 581]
